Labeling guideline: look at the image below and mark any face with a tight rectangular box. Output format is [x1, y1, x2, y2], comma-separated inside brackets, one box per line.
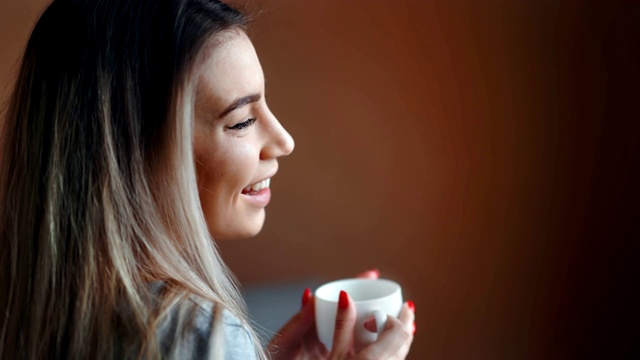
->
[193, 31, 294, 240]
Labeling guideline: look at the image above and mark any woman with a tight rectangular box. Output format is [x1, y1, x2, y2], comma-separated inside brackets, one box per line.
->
[0, 0, 414, 359]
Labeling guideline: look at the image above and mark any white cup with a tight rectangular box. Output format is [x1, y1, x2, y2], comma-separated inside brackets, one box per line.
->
[314, 278, 403, 351]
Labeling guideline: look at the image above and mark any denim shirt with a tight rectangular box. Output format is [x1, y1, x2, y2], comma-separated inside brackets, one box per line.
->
[152, 284, 258, 360]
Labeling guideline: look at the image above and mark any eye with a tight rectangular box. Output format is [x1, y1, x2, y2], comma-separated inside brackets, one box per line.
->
[226, 117, 256, 131]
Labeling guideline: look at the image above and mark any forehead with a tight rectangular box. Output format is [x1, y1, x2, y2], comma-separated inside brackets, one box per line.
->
[195, 31, 264, 110]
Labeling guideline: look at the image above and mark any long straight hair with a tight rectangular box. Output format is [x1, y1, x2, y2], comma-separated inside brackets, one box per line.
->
[0, 0, 267, 358]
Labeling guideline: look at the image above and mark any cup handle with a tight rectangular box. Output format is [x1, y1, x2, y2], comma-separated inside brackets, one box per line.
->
[372, 309, 387, 339]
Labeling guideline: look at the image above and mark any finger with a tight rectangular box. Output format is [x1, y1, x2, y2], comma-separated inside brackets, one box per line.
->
[329, 291, 356, 359]
[359, 315, 414, 360]
[301, 287, 312, 308]
[355, 269, 380, 279]
[268, 289, 316, 352]
[398, 301, 416, 334]
[364, 302, 415, 334]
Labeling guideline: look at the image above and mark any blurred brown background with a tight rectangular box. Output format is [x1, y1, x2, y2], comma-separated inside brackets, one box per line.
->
[2, 0, 639, 358]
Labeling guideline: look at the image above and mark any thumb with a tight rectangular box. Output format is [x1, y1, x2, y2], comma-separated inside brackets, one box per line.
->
[329, 291, 356, 359]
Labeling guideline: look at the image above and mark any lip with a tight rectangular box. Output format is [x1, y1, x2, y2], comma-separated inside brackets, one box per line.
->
[241, 168, 277, 207]
[243, 167, 278, 191]
[241, 187, 271, 207]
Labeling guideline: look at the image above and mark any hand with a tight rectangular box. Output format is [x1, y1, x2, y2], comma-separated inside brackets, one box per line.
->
[267, 270, 415, 360]
[328, 292, 414, 360]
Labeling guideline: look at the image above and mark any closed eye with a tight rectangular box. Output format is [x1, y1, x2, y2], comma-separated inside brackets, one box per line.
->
[226, 117, 256, 131]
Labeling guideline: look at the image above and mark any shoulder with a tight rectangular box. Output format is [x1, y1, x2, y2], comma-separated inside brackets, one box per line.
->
[156, 293, 258, 360]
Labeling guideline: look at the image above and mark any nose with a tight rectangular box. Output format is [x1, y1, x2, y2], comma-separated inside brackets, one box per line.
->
[260, 109, 295, 160]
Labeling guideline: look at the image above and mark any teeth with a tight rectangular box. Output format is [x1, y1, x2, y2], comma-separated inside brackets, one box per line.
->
[243, 178, 270, 193]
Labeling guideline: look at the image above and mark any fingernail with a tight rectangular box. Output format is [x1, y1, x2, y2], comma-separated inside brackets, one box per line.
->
[301, 288, 311, 307]
[363, 318, 377, 333]
[370, 268, 380, 277]
[338, 290, 349, 310]
[412, 322, 416, 334]
[407, 300, 415, 313]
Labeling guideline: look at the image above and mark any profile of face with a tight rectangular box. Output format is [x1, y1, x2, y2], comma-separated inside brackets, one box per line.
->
[193, 31, 294, 241]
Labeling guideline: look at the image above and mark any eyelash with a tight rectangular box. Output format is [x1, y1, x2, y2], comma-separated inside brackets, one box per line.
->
[227, 117, 256, 131]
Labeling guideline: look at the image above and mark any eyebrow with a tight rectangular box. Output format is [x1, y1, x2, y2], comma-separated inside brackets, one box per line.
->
[217, 93, 262, 119]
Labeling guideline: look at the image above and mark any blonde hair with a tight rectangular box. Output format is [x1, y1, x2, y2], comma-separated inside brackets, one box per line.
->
[0, 0, 267, 359]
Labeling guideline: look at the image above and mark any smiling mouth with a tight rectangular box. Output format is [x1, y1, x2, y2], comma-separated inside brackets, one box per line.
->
[241, 178, 270, 195]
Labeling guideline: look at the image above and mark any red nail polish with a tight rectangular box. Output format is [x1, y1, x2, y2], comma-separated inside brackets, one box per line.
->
[363, 318, 377, 333]
[301, 288, 311, 307]
[338, 290, 348, 310]
[412, 322, 416, 334]
[407, 300, 415, 313]
[371, 268, 380, 277]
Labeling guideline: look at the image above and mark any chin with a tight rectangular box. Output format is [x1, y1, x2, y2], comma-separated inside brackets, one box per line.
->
[213, 227, 262, 241]
[211, 214, 265, 240]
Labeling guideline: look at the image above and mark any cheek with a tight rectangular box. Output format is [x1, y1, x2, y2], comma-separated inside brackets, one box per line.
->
[193, 135, 264, 240]
[194, 140, 225, 214]
[194, 139, 256, 210]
